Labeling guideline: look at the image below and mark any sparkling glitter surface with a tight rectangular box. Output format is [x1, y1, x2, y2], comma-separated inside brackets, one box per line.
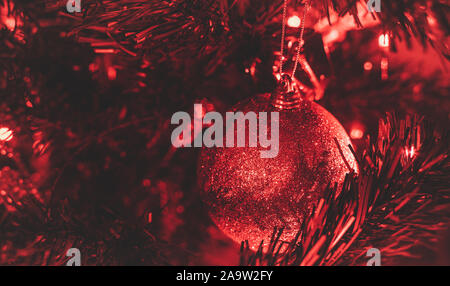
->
[198, 94, 358, 250]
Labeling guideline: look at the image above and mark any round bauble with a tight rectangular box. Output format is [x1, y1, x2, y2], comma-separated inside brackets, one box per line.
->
[198, 93, 357, 250]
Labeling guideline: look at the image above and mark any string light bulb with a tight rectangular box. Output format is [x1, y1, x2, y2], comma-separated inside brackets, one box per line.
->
[287, 15, 301, 28]
[378, 33, 390, 48]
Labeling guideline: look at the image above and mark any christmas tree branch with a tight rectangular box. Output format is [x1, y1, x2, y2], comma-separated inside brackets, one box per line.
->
[240, 113, 449, 266]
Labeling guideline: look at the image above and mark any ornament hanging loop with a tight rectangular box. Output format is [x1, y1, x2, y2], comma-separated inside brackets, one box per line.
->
[274, 0, 311, 110]
[291, 0, 311, 78]
[278, 0, 311, 78]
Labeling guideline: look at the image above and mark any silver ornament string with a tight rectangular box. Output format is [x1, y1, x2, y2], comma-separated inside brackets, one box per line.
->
[279, 0, 288, 76]
[279, 0, 312, 79]
[291, 0, 311, 78]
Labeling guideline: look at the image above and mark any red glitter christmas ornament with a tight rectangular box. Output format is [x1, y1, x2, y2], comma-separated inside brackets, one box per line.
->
[198, 75, 358, 250]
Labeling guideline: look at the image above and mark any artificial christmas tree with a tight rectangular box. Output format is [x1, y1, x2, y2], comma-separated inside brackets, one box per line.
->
[0, 0, 448, 266]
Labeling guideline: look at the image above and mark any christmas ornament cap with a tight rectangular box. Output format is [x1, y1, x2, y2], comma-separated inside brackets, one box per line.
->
[271, 74, 305, 110]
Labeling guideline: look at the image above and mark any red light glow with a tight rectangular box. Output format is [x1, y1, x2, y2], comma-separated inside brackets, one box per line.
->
[0, 127, 13, 142]
[107, 66, 117, 80]
[350, 127, 364, 139]
[405, 146, 416, 158]
[3, 16, 15, 30]
[1, 0, 22, 35]
[142, 179, 151, 187]
[94, 49, 115, 54]
[148, 212, 152, 223]
[323, 29, 339, 45]
[364, 61, 373, 71]
[287, 16, 301, 28]
[381, 57, 389, 80]
[427, 16, 436, 26]
[378, 34, 390, 48]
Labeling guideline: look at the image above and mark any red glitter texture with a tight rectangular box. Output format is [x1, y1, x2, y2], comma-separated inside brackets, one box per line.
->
[198, 94, 358, 250]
